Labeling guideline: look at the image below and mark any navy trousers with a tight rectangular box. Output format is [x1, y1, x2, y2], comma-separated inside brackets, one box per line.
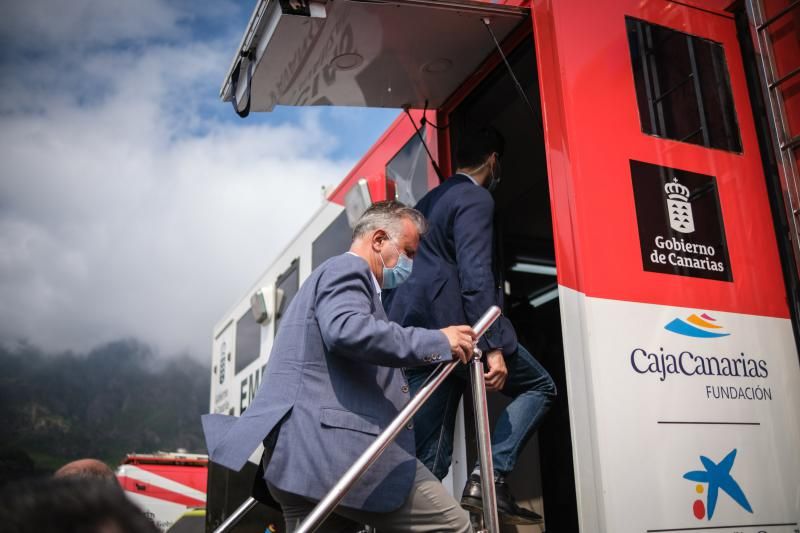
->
[406, 344, 556, 480]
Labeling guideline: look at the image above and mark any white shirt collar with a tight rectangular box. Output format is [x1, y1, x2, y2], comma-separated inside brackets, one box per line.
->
[347, 251, 382, 299]
[456, 172, 479, 186]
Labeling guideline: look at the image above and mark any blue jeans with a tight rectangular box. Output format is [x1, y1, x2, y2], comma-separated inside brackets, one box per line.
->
[406, 344, 556, 480]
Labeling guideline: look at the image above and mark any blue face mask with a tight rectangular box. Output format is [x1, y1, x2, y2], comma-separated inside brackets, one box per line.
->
[380, 241, 413, 289]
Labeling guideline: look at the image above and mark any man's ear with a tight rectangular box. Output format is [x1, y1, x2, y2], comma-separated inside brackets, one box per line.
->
[371, 229, 388, 251]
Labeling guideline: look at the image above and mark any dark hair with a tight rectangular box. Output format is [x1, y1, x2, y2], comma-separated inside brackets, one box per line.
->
[454, 126, 505, 170]
[352, 200, 427, 241]
[0, 477, 159, 533]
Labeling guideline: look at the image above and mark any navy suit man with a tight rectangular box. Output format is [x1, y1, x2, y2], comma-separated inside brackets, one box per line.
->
[202, 201, 477, 532]
[385, 128, 557, 525]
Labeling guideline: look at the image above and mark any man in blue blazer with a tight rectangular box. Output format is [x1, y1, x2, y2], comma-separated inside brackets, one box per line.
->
[384, 128, 557, 525]
[203, 201, 476, 532]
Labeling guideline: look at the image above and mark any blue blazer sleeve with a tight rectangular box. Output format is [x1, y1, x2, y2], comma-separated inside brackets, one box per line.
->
[452, 186, 515, 353]
[316, 258, 451, 367]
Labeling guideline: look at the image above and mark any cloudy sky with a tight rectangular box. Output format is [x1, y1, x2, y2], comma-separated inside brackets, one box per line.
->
[0, 1, 398, 360]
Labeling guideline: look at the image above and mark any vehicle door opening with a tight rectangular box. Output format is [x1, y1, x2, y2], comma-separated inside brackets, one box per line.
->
[443, 34, 579, 532]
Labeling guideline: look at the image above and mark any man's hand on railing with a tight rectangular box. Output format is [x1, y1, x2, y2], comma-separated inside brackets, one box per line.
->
[440, 325, 476, 364]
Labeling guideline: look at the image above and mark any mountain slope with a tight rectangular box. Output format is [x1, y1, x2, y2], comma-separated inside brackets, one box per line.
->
[0, 340, 210, 484]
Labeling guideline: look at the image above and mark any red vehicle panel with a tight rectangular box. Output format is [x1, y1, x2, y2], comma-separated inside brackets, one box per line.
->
[532, 0, 789, 318]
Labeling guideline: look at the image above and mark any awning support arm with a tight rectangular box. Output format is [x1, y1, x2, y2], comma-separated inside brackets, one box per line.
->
[482, 18, 542, 135]
[403, 106, 447, 184]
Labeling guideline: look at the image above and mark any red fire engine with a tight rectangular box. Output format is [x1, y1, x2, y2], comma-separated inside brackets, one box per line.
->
[116, 452, 208, 531]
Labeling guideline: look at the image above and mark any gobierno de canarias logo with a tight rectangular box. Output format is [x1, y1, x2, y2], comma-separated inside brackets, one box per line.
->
[665, 312, 730, 338]
[684, 449, 753, 520]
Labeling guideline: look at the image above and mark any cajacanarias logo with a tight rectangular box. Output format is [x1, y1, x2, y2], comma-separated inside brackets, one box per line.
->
[684, 449, 753, 520]
[665, 312, 730, 338]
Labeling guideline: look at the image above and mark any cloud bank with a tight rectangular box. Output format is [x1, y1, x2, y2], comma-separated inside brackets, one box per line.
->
[0, 0, 398, 358]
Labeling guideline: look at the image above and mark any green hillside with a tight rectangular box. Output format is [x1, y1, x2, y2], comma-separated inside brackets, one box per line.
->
[0, 340, 210, 485]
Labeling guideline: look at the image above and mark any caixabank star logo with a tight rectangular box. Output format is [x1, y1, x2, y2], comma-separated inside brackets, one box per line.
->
[683, 449, 753, 520]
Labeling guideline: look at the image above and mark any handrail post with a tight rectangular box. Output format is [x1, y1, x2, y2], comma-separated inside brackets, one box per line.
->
[470, 347, 500, 533]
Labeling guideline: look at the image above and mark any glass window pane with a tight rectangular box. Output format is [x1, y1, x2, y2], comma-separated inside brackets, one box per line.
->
[386, 127, 430, 207]
[626, 17, 742, 152]
[235, 310, 260, 374]
[275, 259, 300, 333]
[312, 211, 351, 269]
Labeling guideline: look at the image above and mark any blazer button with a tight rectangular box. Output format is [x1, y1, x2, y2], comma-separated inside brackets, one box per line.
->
[406, 422, 414, 430]
[401, 385, 409, 393]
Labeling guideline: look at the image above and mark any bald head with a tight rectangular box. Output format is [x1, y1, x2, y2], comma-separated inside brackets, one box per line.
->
[54, 459, 116, 481]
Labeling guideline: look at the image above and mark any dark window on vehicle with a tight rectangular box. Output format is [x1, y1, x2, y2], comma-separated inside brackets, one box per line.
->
[312, 211, 351, 269]
[626, 17, 742, 152]
[235, 310, 260, 374]
[386, 127, 430, 207]
[275, 259, 300, 333]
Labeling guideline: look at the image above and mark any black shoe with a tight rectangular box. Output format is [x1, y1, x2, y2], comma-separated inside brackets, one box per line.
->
[460, 474, 544, 526]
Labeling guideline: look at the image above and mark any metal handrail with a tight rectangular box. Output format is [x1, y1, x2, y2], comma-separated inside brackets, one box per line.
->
[215, 305, 503, 533]
[212, 496, 257, 533]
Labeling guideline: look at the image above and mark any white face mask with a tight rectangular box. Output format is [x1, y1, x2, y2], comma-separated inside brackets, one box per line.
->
[378, 240, 413, 289]
[487, 155, 502, 193]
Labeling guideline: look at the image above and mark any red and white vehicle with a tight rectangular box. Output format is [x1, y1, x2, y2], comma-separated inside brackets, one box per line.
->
[209, 1, 800, 532]
[116, 452, 208, 532]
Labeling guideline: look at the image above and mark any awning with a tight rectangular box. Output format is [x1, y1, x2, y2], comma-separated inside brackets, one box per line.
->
[221, 0, 529, 115]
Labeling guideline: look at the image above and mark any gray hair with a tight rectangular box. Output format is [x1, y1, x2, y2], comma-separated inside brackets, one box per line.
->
[352, 200, 427, 241]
